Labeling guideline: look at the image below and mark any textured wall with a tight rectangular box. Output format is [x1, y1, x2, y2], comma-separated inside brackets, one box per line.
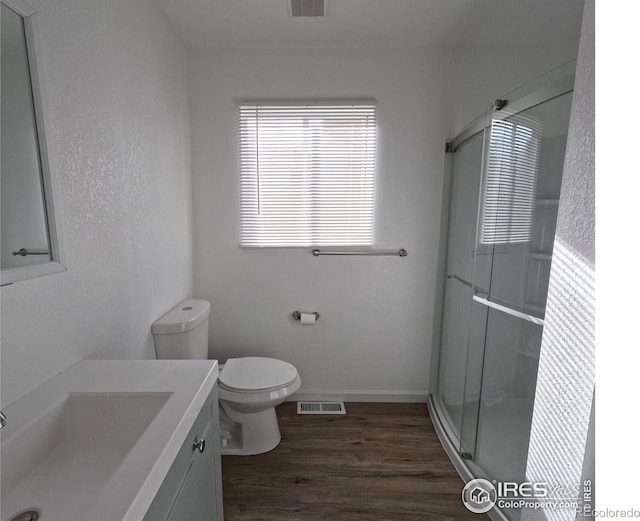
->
[523, 1, 594, 519]
[188, 48, 451, 399]
[0, 0, 193, 406]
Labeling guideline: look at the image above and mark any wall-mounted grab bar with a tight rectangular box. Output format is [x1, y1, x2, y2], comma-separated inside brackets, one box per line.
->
[312, 248, 407, 257]
[11, 248, 49, 256]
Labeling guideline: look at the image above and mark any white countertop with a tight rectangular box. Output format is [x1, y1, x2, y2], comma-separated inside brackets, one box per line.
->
[0, 359, 218, 521]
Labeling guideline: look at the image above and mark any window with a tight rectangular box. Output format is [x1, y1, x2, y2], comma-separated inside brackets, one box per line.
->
[480, 114, 542, 245]
[239, 101, 376, 247]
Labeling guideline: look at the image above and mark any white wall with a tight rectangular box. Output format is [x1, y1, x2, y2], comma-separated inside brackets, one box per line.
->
[188, 43, 581, 400]
[447, 45, 580, 137]
[0, 0, 193, 407]
[188, 48, 452, 400]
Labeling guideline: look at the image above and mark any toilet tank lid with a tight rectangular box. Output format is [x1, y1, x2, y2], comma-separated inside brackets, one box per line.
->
[151, 299, 210, 335]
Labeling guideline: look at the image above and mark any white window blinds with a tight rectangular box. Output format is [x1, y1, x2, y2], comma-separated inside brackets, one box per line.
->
[480, 114, 542, 244]
[239, 101, 376, 247]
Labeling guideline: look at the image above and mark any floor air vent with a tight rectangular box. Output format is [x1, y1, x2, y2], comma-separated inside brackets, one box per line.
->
[297, 401, 346, 414]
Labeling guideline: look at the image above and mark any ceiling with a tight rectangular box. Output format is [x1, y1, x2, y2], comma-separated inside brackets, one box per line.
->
[151, 0, 585, 50]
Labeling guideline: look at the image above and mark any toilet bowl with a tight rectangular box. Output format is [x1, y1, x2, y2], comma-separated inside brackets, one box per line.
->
[218, 357, 301, 455]
[152, 299, 301, 456]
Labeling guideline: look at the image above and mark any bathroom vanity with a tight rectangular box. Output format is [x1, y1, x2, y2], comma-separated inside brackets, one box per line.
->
[143, 369, 223, 521]
[0, 360, 223, 521]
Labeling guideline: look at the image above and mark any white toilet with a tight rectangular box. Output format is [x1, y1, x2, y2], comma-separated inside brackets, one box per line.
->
[152, 299, 301, 456]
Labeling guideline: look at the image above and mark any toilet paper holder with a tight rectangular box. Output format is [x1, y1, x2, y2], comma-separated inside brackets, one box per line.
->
[292, 311, 320, 321]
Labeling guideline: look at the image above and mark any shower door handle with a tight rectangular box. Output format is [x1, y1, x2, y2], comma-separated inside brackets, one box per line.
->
[446, 274, 473, 289]
[472, 294, 544, 326]
[447, 274, 488, 295]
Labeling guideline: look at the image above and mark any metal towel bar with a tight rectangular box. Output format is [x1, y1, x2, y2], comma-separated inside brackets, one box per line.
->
[11, 248, 49, 256]
[312, 248, 407, 257]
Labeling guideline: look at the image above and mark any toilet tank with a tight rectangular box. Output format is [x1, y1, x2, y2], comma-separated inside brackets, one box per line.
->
[151, 299, 210, 359]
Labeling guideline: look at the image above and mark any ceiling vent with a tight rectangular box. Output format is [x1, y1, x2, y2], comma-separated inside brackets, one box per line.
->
[288, 0, 327, 17]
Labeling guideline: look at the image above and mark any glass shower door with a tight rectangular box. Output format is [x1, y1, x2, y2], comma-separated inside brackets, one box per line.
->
[436, 131, 484, 443]
[461, 90, 574, 506]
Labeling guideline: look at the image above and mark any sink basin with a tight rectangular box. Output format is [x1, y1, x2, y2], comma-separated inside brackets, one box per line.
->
[0, 360, 218, 521]
[1, 393, 169, 521]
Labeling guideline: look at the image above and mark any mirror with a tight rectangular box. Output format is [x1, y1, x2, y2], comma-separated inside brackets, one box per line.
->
[1, 0, 64, 285]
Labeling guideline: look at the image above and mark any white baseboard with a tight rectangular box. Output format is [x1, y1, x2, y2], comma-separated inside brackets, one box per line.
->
[290, 388, 429, 403]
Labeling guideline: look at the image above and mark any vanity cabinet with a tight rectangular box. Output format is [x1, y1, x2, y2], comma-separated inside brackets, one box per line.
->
[144, 385, 224, 521]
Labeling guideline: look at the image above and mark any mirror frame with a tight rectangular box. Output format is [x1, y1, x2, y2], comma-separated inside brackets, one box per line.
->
[1, 0, 65, 286]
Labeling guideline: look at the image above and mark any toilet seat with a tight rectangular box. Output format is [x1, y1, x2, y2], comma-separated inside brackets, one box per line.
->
[219, 357, 298, 393]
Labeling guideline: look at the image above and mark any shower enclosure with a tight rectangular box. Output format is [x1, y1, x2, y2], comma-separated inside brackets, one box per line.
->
[429, 64, 575, 521]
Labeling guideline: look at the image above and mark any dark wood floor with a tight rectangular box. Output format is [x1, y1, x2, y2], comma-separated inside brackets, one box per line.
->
[221, 402, 487, 521]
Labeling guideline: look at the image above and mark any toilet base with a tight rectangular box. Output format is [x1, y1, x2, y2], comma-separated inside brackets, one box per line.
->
[219, 400, 282, 455]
